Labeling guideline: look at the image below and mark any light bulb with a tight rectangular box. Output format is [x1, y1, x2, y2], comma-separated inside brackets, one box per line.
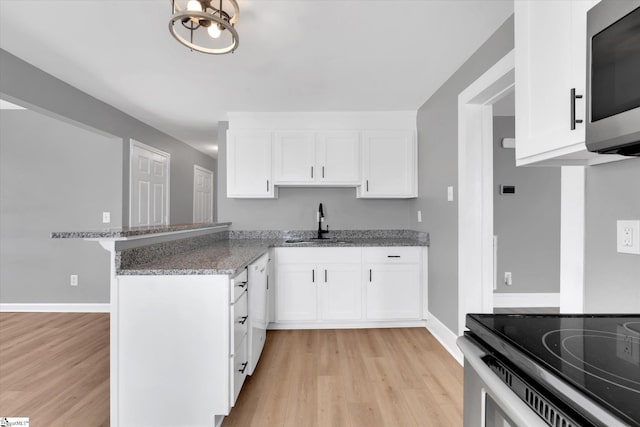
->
[207, 24, 222, 38]
[187, 0, 202, 11]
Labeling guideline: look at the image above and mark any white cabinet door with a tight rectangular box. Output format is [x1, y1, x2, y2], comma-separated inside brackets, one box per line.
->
[227, 130, 274, 198]
[365, 264, 421, 320]
[318, 263, 362, 321]
[273, 131, 316, 184]
[359, 130, 417, 198]
[275, 263, 317, 321]
[515, 0, 600, 165]
[316, 131, 360, 185]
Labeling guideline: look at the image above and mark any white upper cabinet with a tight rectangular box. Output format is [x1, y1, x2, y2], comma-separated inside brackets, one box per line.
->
[227, 130, 275, 198]
[316, 131, 360, 184]
[273, 131, 360, 185]
[515, 0, 603, 166]
[227, 112, 417, 198]
[358, 130, 417, 198]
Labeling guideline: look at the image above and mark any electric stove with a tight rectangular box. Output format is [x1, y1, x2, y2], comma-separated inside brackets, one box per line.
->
[465, 314, 640, 427]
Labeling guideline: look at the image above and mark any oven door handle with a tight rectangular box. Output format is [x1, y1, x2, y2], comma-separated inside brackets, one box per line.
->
[457, 336, 548, 427]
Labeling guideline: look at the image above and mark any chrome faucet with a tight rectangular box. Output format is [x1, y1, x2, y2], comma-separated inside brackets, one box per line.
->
[317, 203, 329, 239]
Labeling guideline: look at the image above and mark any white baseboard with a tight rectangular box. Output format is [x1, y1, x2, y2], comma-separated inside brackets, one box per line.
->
[267, 320, 426, 330]
[0, 303, 111, 313]
[425, 312, 463, 366]
[493, 293, 560, 308]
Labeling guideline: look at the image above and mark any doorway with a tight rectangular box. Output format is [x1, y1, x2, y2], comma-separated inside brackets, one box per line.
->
[193, 165, 214, 223]
[129, 140, 170, 227]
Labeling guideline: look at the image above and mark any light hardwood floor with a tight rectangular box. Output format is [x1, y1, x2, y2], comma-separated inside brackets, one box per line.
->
[224, 328, 463, 427]
[0, 312, 110, 426]
[0, 315, 462, 427]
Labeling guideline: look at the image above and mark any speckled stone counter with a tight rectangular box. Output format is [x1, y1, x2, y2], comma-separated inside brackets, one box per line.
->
[51, 222, 231, 239]
[118, 229, 428, 276]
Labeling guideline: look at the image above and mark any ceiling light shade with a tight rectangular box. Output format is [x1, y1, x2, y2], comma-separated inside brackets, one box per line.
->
[169, 0, 239, 54]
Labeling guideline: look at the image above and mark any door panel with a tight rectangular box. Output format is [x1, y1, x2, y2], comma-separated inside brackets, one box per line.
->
[130, 141, 169, 226]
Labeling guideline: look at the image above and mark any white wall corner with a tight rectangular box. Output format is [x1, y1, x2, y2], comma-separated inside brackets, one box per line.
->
[425, 312, 463, 366]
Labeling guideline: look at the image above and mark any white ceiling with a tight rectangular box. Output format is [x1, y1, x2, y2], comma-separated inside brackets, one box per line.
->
[0, 0, 513, 158]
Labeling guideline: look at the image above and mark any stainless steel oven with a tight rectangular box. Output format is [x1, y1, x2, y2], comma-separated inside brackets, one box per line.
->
[586, 0, 640, 155]
[458, 314, 640, 427]
[459, 336, 570, 427]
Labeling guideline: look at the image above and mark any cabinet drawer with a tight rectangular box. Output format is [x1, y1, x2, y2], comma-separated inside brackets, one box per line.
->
[276, 247, 362, 264]
[363, 247, 421, 264]
[231, 290, 248, 352]
[231, 269, 248, 303]
[230, 336, 248, 406]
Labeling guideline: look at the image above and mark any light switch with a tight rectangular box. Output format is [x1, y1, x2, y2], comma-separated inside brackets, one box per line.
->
[417, 210, 422, 223]
[447, 186, 454, 202]
[617, 220, 640, 254]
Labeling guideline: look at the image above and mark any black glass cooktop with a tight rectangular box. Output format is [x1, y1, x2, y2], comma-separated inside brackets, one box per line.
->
[466, 314, 640, 427]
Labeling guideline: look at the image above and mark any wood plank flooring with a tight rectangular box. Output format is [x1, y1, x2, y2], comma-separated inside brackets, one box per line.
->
[0, 314, 463, 427]
[0, 312, 110, 426]
[223, 328, 463, 427]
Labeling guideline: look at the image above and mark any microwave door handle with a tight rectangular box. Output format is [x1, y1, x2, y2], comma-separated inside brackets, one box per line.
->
[571, 88, 584, 130]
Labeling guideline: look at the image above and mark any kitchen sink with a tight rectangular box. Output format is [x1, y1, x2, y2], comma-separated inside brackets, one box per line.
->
[284, 238, 352, 245]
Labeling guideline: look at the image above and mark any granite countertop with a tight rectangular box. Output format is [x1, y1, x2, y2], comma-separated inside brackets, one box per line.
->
[51, 222, 231, 239]
[118, 230, 429, 276]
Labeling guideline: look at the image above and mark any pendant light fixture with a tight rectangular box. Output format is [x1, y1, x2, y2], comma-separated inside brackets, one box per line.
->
[169, 0, 239, 54]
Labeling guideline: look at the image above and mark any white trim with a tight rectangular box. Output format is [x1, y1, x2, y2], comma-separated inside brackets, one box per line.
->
[559, 166, 585, 313]
[267, 320, 426, 330]
[493, 293, 561, 308]
[227, 111, 418, 130]
[193, 164, 214, 223]
[425, 311, 463, 366]
[129, 139, 171, 226]
[457, 50, 515, 337]
[0, 303, 110, 313]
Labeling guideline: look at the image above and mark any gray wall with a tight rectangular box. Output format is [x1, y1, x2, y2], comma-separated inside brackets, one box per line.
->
[408, 16, 514, 333]
[584, 158, 640, 312]
[217, 122, 411, 230]
[0, 110, 121, 303]
[0, 49, 217, 304]
[493, 116, 560, 294]
[0, 49, 216, 226]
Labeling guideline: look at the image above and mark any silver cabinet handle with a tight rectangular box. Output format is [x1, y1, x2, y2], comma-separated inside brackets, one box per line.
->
[322, 166, 325, 178]
[311, 166, 314, 179]
[387, 255, 401, 258]
[266, 179, 270, 192]
[324, 269, 327, 283]
[570, 88, 583, 130]
[312, 269, 315, 283]
[369, 269, 372, 282]
[366, 180, 369, 192]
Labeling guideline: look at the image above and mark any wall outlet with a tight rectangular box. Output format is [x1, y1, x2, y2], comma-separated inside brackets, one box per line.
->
[447, 186, 454, 202]
[417, 210, 422, 223]
[617, 220, 640, 254]
[70, 274, 78, 287]
[504, 272, 512, 286]
[102, 211, 111, 224]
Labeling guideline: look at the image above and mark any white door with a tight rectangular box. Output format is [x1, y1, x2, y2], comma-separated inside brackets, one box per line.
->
[193, 165, 213, 223]
[130, 140, 170, 226]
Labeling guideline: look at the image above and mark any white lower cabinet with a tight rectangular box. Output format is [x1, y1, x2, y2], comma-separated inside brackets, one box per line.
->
[363, 247, 421, 320]
[274, 246, 422, 325]
[275, 248, 362, 323]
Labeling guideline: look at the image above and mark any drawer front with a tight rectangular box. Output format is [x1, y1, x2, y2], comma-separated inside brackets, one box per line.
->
[276, 247, 362, 264]
[231, 336, 248, 406]
[232, 290, 248, 352]
[231, 268, 248, 303]
[363, 247, 421, 264]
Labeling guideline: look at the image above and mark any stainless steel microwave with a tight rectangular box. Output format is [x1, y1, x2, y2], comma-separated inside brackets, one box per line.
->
[586, 0, 640, 156]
